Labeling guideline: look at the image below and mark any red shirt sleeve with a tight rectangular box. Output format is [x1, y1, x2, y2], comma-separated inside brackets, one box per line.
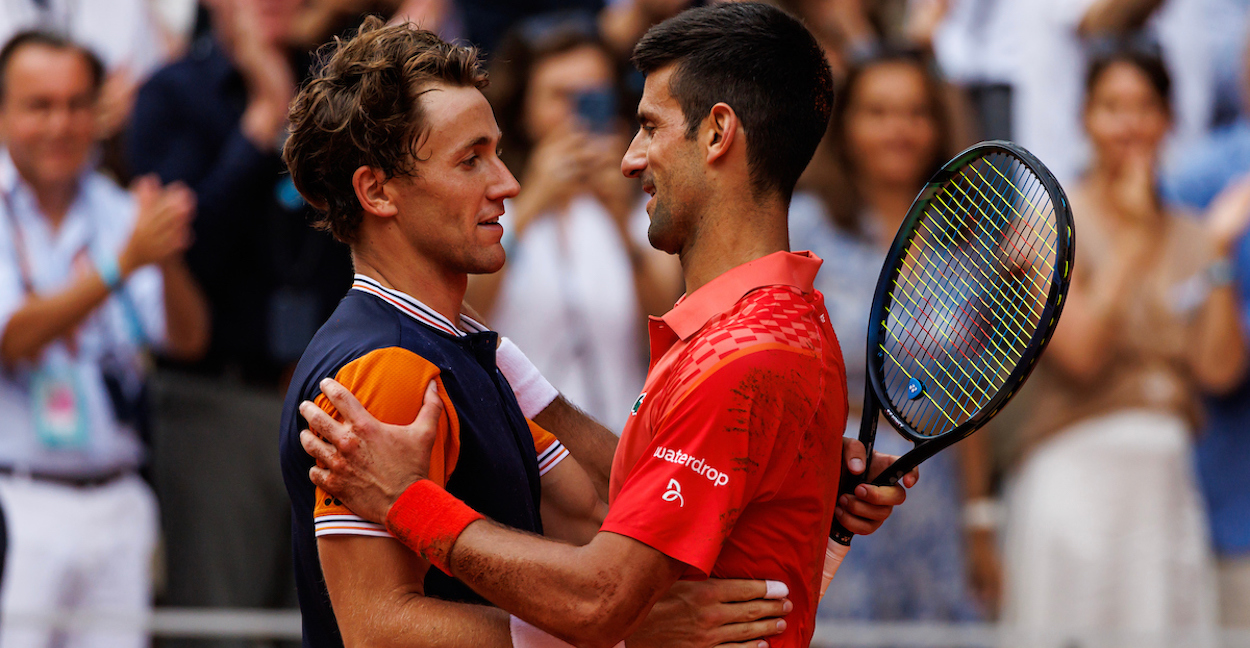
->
[599, 346, 821, 576]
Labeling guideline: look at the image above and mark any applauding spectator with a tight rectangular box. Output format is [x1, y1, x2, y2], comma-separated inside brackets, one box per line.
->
[1002, 46, 1246, 642]
[0, 30, 207, 648]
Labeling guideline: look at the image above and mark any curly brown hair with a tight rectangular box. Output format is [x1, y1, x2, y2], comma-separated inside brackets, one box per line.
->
[283, 16, 487, 244]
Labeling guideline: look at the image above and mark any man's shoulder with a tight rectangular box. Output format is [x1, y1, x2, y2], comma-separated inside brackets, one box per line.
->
[687, 285, 824, 364]
[663, 286, 827, 406]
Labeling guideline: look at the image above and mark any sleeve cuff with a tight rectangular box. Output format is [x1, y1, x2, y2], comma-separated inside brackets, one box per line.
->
[314, 513, 393, 539]
[537, 440, 570, 476]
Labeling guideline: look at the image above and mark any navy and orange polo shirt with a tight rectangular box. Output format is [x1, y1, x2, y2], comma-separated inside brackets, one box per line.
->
[600, 251, 847, 648]
[279, 275, 568, 648]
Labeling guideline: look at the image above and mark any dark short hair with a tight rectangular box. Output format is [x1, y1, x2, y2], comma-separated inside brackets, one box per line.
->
[1084, 40, 1172, 115]
[283, 16, 488, 245]
[0, 30, 105, 102]
[631, 2, 834, 200]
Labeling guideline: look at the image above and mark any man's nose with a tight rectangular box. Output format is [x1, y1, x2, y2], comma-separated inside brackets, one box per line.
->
[621, 132, 646, 179]
[490, 157, 521, 201]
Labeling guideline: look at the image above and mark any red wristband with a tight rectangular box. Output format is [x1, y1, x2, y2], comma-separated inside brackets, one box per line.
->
[385, 480, 485, 575]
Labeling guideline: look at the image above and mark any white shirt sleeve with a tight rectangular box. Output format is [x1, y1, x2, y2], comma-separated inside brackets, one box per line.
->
[0, 205, 29, 350]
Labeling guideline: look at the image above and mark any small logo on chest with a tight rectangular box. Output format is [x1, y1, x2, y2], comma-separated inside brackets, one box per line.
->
[631, 392, 647, 416]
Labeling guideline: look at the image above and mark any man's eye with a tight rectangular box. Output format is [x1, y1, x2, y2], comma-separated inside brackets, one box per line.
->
[462, 156, 478, 168]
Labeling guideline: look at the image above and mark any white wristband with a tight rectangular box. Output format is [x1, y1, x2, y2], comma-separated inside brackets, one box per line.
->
[497, 337, 559, 418]
[510, 616, 623, 648]
[962, 497, 1003, 530]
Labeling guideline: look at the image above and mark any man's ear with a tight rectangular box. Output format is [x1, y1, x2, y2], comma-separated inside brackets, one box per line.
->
[352, 166, 398, 218]
[704, 102, 739, 166]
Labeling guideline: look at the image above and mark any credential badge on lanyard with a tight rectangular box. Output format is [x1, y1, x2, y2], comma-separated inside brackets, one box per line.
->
[31, 352, 88, 449]
[1, 185, 91, 450]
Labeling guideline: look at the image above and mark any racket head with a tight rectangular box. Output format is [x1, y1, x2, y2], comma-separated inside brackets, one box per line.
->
[864, 140, 1074, 462]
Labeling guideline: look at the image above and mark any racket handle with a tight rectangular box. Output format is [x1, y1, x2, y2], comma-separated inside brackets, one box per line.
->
[818, 538, 849, 602]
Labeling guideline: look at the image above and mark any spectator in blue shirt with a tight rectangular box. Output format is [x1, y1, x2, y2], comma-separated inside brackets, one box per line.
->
[1162, 28, 1250, 627]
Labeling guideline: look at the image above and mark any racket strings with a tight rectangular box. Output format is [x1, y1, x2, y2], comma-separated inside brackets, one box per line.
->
[897, 161, 1052, 430]
[933, 178, 1049, 343]
[878, 152, 1060, 437]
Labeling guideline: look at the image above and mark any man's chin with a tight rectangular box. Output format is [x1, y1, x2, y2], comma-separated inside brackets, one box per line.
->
[466, 251, 507, 275]
[646, 221, 681, 256]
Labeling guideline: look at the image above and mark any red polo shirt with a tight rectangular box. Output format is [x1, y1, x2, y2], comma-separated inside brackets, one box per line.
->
[600, 251, 848, 647]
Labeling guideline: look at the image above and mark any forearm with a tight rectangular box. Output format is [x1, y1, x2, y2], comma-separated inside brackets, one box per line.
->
[448, 523, 681, 648]
[1190, 285, 1248, 393]
[957, 432, 993, 503]
[540, 457, 609, 546]
[159, 259, 210, 361]
[1048, 253, 1142, 380]
[533, 396, 618, 500]
[341, 591, 512, 648]
[0, 271, 113, 364]
[321, 536, 513, 648]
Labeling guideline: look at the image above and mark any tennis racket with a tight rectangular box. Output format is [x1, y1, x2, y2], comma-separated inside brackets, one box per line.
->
[819, 140, 1075, 597]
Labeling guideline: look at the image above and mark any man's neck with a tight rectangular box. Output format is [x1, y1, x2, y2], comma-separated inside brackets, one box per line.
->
[30, 179, 76, 231]
[352, 232, 467, 329]
[679, 195, 790, 295]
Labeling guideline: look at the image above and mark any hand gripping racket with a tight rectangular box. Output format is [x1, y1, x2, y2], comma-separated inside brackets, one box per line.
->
[819, 141, 1075, 598]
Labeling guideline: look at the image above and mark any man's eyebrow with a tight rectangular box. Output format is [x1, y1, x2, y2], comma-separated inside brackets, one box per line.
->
[456, 132, 502, 154]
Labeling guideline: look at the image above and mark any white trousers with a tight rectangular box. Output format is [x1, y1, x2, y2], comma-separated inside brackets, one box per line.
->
[1002, 409, 1217, 648]
[0, 473, 157, 648]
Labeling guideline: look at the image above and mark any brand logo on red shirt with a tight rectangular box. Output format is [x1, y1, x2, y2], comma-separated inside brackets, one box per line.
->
[653, 446, 730, 487]
[663, 479, 684, 507]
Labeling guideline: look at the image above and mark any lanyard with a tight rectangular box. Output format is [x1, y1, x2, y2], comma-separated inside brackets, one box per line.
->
[0, 186, 78, 295]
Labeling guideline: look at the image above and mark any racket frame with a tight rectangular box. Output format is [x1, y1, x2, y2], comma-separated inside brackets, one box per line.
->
[830, 140, 1074, 543]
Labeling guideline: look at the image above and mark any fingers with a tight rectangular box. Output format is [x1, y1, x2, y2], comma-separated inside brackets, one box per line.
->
[709, 617, 787, 648]
[319, 378, 374, 432]
[410, 381, 445, 431]
[698, 578, 768, 603]
[853, 482, 907, 507]
[131, 174, 161, 210]
[718, 598, 792, 625]
[301, 430, 339, 478]
[864, 452, 919, 488]
[840, 437, 866, 475]
[298, 398, 354, 449]
[308, 464, 332, 491]
[832, 503, 879, 535]
[837, 493, 894, 522]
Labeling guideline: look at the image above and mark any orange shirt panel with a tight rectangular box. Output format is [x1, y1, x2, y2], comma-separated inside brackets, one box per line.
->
[312, 346, 460, 520]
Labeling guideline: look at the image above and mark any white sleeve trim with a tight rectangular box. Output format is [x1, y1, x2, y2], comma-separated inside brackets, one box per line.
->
[537, 440, 570, 476]
[314, 513, 394, 539]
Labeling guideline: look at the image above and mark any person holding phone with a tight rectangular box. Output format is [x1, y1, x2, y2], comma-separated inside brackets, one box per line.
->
[464, 13, 682, 433]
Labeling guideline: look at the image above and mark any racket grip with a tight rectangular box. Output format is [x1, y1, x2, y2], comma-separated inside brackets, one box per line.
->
[818, 538, 849, 602]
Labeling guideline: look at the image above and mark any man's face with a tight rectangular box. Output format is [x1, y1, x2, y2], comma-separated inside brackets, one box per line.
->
[391, 83, 519, 276]
[0, 44, 97, 191]
[622, 65, 704, 255]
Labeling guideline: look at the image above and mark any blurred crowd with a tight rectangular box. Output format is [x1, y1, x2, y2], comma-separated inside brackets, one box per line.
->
[0, 0, 1248, 647]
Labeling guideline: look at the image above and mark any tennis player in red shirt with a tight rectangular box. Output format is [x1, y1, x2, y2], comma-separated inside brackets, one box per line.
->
[300, 4, 917, 647]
